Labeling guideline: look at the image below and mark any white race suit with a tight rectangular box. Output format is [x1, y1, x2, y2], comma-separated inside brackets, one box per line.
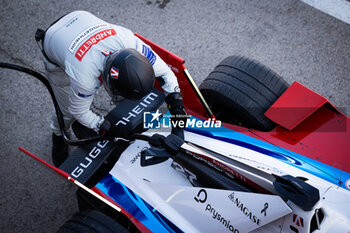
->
[42, 10, 179, 135]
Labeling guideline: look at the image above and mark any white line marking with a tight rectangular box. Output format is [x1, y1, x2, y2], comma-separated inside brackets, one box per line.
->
[301, 0, 350, 24]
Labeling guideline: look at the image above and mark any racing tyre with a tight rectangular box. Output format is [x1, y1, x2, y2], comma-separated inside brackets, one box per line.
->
[199, 55, 289, 131]
[76, 189, 141, 233]
[57, 210, 128, 233]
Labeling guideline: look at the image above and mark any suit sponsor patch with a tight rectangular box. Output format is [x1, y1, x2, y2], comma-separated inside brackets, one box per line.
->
[69, 23, 109, 53]
[142, 45, 156, 65]
[74, 29, 117, 61]
[110, 67, 119, 80]
[101, 50, 111, 56]
[78, 92, 93, 98]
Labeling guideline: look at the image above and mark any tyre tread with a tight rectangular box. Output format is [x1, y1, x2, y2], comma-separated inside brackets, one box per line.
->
[200, 55, 289, 131]
[57, 210, 128, 233]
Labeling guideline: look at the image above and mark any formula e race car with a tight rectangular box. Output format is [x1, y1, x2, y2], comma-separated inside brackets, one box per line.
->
[1, 34, 349, 233]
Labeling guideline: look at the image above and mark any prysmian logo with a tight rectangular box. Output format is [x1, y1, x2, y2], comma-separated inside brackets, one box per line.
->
[193, 189, 240, 233]
[143, 110, 222, 129]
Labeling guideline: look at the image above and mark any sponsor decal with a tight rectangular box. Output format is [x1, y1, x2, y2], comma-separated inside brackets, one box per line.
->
[110, 67, 119, 80]
[142, 45, 156, 65]
[261, 202, 269, 216]
[194, 189, 240, 233]
[69, 23, 110, 53]
[101, 50, 111, 56]
[229, 154, 284, 175]
[292, 214, 304, 227]
[167, 64, 179, 73]
[346, 178, 350, 190]
[204, 204, 239, 233]
[75, 29, 117, 61]
[66, 17, 78, 28]
[115, 92, 159, 126]
[194, 189, 207, 203]
[143, 111, 221, 130]
[256, 165, 284, 175]
[228, 192, 264, 225]
[130, 147, 148, 164]
[171, 161, 198, 185]
[71, 140, 109, 178]
[189, 151, 247, 182]
[78, 92, 93, 98]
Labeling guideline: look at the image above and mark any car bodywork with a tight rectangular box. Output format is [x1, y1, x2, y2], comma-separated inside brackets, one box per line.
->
[20, 34, 350, 233]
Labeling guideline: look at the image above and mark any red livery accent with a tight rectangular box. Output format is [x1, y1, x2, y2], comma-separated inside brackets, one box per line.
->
[135, 33, 210, 117]
[265, 81, 340, 131]
[75, 29, 116, 61]
[18, 147, 151, 233]
[135, 33, 350, 176]
[18, 147, 75, 181]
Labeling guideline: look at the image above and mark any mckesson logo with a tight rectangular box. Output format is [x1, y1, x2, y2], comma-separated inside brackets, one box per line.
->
[115, 92, 159, 127]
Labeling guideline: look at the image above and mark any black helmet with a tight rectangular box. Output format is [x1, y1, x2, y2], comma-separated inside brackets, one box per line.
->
[102, 48, 155, 100]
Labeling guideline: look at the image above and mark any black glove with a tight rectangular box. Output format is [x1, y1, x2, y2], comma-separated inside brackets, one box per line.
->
[165, 92, 188, 129]
[99, 119, 129, 140]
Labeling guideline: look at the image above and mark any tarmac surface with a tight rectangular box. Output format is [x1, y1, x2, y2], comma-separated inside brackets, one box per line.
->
[0, 0, 349, 232]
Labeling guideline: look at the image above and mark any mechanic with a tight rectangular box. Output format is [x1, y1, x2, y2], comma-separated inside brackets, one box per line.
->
[35, 10, 186, 167]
